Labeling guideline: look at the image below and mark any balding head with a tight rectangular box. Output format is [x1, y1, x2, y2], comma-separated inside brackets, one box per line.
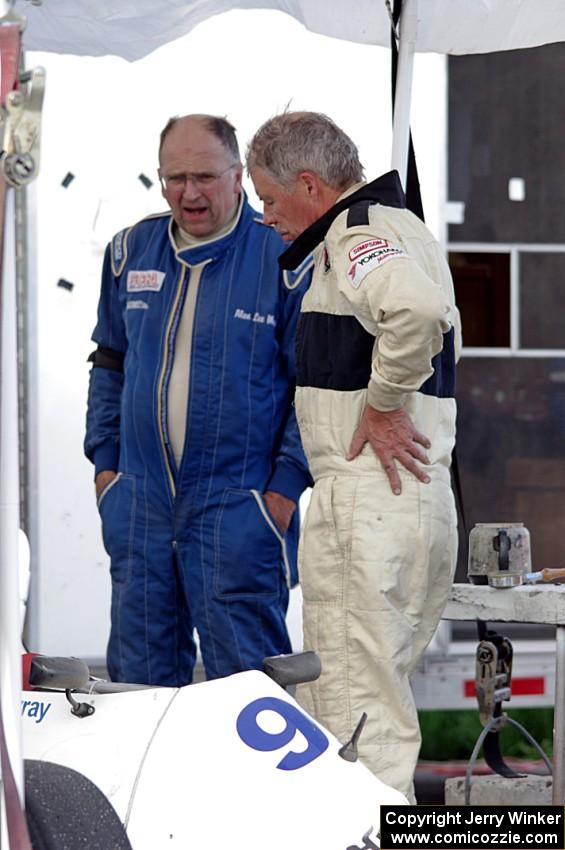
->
[159, 114, 240, 164]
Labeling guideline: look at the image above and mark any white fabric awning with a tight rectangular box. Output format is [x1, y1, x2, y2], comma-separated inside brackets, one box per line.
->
[14, 0, 565, 62]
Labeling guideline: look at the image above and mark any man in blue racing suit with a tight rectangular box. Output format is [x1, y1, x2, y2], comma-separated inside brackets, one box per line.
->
[84, 114, 312, 686]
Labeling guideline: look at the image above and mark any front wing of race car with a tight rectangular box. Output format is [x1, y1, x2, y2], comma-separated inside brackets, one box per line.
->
[22, 667, 406, 848]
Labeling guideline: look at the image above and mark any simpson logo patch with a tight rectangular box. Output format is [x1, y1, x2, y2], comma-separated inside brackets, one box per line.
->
[347, 245, 407, 289]
[127, 270, 165, 292]
[348, 238, 389, 261]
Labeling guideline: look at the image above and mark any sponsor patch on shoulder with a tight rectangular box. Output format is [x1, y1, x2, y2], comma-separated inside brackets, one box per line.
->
[127, 270, 165, 292]
[113, 230, 124, 262]
[347, 245, 407, 289]
[348, 237, 389, 261]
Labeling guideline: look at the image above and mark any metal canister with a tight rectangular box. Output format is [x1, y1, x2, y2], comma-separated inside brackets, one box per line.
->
[467, 522, 532, 585]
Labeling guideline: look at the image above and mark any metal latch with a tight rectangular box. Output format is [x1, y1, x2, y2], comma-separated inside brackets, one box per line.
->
[475, 636, 513, 728]
[0, 9, 45, 186]
[1, 66, 45, 186]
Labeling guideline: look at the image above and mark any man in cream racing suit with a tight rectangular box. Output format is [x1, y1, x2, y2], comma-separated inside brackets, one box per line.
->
[85, 115, 312, 686]
[248, 111, 460, 800]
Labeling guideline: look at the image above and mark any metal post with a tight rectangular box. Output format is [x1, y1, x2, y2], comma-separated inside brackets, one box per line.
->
[390, 0, 418, 188]
[0, 184, 24, 806]
[552, 625, 565, 804]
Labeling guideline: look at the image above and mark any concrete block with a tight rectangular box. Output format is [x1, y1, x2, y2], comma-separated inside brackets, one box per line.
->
[444, 582, 565, 626]
[445, 774, 553, 805]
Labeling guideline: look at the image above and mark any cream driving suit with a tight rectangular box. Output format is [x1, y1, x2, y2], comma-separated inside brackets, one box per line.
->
[281, 172, 461, 800]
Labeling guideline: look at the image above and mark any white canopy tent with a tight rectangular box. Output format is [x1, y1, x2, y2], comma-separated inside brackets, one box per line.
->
[15, 0, 565, 60]
[11, 0, 565, 202]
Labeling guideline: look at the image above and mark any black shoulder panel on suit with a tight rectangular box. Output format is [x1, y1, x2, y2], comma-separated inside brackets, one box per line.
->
[347, 200, 372, 228]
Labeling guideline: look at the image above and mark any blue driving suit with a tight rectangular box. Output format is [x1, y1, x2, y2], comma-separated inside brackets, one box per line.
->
[84, 194, 312, 685]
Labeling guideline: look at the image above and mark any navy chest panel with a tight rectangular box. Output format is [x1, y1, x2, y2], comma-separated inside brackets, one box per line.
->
[296, 312, 456, 398]
[296, 313, 374, 391]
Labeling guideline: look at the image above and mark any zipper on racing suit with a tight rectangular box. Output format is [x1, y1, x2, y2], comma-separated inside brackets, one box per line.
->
[156, 264, 187, 498]
[156, 259, 211, 498]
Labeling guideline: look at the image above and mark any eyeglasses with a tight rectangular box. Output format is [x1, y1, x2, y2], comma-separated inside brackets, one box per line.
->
[160, 164, 236, 191]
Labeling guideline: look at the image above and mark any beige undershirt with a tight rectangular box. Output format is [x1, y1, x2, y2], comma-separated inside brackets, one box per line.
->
[167, 202, 239, 468]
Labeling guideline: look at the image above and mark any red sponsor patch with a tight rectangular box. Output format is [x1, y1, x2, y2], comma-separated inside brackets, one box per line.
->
[349, 238, 388, 261]
[127, 270, 165, 292]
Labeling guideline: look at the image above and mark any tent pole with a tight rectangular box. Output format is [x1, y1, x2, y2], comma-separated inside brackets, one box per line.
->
[390, 0, 418, 188]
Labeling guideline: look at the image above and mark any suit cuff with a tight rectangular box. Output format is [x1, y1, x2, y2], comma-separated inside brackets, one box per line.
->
[367, 379, 406, 412]
[267, 462, 312, 503]
[92, 441, 120, 478]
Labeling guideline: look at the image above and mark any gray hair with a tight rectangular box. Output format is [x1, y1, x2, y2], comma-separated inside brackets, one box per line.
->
[246, 111, 364, 190]
[159, 114, 240, 162]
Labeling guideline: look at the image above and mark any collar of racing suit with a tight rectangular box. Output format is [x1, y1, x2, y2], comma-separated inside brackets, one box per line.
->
[175, 193, 242, 249]
[278, 169, 406, 271]
[170, 191, 251, 265]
